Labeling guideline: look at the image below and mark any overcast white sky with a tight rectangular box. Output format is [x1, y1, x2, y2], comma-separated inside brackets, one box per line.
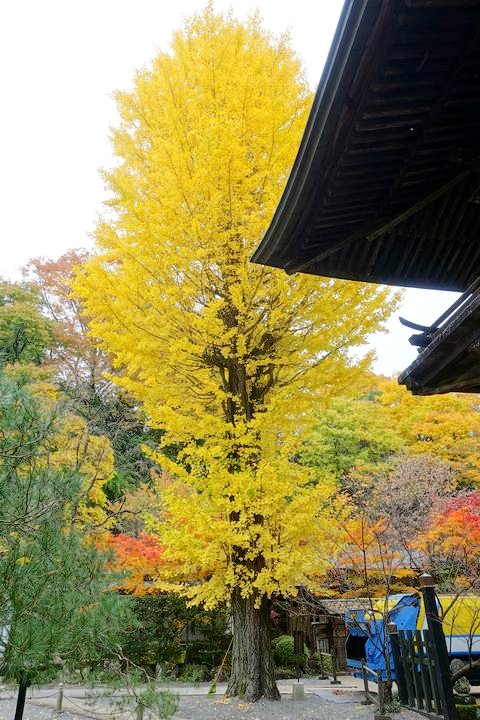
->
[0, 0, 458, 376]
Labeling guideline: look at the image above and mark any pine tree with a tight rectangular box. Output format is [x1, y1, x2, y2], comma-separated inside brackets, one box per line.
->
[0, 371, 132, 720]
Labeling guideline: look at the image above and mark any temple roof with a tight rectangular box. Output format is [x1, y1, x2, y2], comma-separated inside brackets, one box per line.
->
[252, 0, 480, 292]
[399, 279, 480, 394]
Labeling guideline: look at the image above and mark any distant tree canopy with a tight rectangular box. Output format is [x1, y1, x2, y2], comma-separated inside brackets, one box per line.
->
[0, 281, 54, 365]
[301, 395, 403, 489]
[300, 379, 480, 596]
[378, 378, 480, 487]
[303, 379, 480, 493]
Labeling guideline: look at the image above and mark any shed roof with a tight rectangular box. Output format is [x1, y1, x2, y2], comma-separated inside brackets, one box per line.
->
[252, 0, 480, 292]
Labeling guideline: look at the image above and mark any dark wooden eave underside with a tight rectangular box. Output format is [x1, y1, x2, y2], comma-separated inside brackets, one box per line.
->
[252, 0, 480, 292]
[399, 284, 480, 394]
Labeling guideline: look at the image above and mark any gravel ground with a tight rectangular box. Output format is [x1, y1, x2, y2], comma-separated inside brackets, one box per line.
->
[0, 700, 82, 719]
[175, 694, 422, 720]
[0, 692, 425, 720]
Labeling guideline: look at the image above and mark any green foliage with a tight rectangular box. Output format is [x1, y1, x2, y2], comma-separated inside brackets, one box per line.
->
[1, 522, 132, 682]
[0, 371, 134, 684]
[274, 667, 299, 679]
[179, 663, 208, 682]
[271, 635, 284, 648]
[455, 705, 479, 720]
[384, 697, 401, 713]
[0, 280, 54, 365]
[184, 609, 231, 669]
[309, 652, 333, 674]
[272, 635, 307, 669]
[136, 685, 179, 719]
[0, 370, 67, 534]
[122, 595, 230, 670]
[301, 396, 403, 488]
[82, 668, 179, 720]
[113, 596, 183, 668]
[71, 391, 159, 500]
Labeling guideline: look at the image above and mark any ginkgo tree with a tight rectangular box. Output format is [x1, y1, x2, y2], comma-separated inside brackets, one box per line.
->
[75, 7, 399, 700]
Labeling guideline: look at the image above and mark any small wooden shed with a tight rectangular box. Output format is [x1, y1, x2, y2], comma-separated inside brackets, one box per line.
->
[281, 594, 371, 669]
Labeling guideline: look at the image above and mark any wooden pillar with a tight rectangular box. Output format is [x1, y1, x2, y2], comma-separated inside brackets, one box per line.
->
[330, 650, 341, 685]
[419, 573, 458, 720]
[56, 684, 64, 712]
[361, 659, 373, 705]
[388, 622, 408, 705]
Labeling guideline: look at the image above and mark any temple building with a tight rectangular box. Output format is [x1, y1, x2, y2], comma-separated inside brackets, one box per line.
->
[252, 0, 480, 395]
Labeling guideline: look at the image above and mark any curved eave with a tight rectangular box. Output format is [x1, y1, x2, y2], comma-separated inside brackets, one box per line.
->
[252, 0, 480, 292]
[399, 290, 480, 395]
[252, 0, 372, 268]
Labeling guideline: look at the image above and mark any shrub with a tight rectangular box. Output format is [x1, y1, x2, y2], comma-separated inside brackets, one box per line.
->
[274, 667, 299, 680]
[179, 664, 208, 683]
[384, 697, 401, 713]
[309, 651, 332, 674]
[455, 705, 479, 720]
[271, 635, 284, 649]
[272, 635, 308, 668]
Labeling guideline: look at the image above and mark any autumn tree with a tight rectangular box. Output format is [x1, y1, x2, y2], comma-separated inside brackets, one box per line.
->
[413, 493, 480, 590]
[23, 250, 107, 394]
[24, 251, 158, 498]
[378, 378, 480, 486]
[75, 8, 398, 700]
[0, 363, 115, 532]
[0, 280, 54, 365]
[369, 454, 455, 556]
[107, 532, 165, 595]
[52, 410, 114, 528]
[301, 394, 403, 492]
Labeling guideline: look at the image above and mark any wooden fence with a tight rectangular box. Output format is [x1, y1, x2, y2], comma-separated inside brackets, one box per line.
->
[360, 659, 390, 720]
[318, 651, 341, 684]
[389, 573, 459, 720]
[390, 626, 445, 717]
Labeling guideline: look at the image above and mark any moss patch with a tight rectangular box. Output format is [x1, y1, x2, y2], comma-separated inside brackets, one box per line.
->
[455, 704, 479, 720]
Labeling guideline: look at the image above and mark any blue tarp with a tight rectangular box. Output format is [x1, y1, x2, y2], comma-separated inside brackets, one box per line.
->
[345, 594, 420, 681]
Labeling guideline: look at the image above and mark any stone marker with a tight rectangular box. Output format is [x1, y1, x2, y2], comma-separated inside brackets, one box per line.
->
[292, 682, 305, 700]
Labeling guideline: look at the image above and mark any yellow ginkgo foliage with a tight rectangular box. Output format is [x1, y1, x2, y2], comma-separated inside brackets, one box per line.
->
[5, 365, 114, 529]
[378, 378, 480, 485]
[74, 7, 399, 700]
[51, 413, 114, 528]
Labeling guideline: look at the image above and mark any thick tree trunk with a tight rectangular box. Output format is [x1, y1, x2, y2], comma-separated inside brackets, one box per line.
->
[226, 589, 280, 701]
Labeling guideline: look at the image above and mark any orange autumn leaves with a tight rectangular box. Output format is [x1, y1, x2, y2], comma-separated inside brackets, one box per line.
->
[107, 533, 165, 594]
[106, 532, 189, 594]
[414, 494, 480, 575]
[338, 493, 480, 596]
